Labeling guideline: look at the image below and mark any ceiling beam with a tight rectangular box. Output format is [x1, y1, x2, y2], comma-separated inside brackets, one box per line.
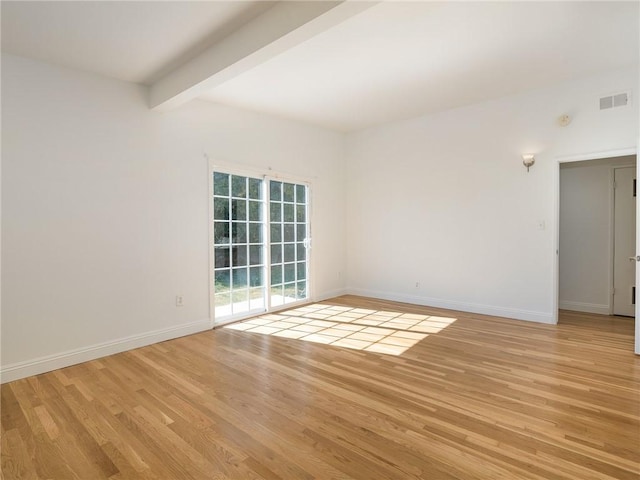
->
[149, 1, 377, 111]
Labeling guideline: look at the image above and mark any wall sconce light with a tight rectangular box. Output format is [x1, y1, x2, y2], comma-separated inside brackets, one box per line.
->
[522, 154, 535, 172]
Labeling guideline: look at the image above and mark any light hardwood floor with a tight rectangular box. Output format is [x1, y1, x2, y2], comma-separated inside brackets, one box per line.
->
[2, 296, 638, 479]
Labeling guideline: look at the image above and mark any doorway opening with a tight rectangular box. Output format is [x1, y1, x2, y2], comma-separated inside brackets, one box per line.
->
[558, 154, 636, 323]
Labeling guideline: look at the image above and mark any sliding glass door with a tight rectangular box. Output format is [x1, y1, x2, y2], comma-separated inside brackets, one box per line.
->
[212, 170, 310, 325]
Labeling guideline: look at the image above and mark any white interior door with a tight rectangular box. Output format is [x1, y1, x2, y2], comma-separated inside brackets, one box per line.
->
[636, 154, 640, 354]
[613, 166, 636, 316]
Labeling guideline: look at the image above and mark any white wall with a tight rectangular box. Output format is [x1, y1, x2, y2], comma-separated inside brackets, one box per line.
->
[3, 53, 638, 380]
[558, 156, 635, 314]
[345, 67, 638, 323]
[1, 53, 346, 381]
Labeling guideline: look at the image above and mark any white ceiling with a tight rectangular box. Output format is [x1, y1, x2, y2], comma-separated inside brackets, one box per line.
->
[200, 1, 639, 131]
[2, 1, 638, 132]
[0, 1, 274, 84]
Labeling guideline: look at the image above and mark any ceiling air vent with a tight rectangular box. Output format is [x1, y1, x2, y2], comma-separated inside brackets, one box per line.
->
[600, 92, 630, 110]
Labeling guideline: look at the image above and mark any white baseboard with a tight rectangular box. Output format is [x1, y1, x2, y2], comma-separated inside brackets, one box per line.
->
[0, 288, 557, 384]
[314, 288, 349, 302]
[0, 319, 211, 384]
[558, 301, 610, 315]
[346, 288, 555, 324]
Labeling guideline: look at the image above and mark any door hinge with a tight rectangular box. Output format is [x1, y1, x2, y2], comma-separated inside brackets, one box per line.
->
[633, 286, 636, 305]
[613, 181, 617, 189]
[612, 287, 616, 295]
[633, 179, 637, 197]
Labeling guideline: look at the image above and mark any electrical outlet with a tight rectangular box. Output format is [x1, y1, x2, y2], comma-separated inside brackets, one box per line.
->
[176, 295, 184, 307]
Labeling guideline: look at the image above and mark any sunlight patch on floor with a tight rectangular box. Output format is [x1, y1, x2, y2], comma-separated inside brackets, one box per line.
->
[223, 303, 457, 355]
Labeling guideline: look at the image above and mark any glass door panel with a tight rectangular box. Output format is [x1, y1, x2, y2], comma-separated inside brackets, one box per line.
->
[213, 172, 265, 322]
[269, 180, 309, 307]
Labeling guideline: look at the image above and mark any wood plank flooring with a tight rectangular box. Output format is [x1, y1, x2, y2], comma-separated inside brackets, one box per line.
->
[2, 295, 639, 479]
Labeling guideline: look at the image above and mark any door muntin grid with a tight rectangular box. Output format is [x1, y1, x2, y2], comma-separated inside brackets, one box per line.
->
[269, 181, 309, 307]
[213, 172, 310, 322]
[213, 173, 265, 320]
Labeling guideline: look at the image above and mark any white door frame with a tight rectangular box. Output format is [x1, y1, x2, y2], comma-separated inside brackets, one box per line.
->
[552, 147, 638, 353]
